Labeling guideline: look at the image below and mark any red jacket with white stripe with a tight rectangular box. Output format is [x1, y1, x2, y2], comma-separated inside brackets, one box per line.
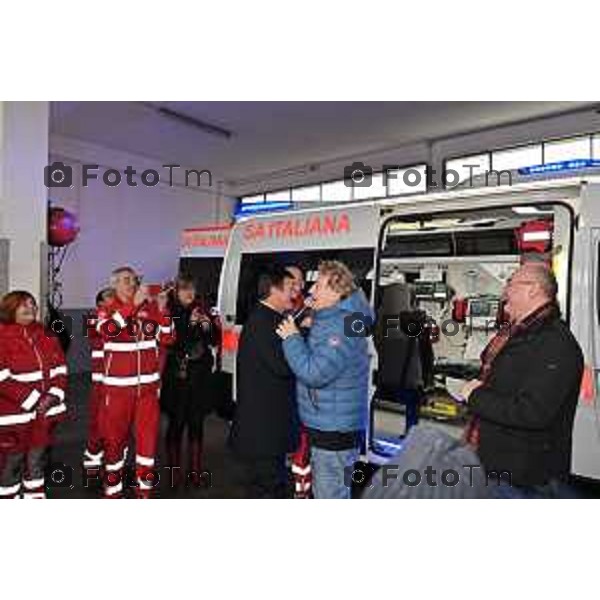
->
[0, 322, 68, 452]
[87, 312, 105, 387]
[96, 298, 174, 390]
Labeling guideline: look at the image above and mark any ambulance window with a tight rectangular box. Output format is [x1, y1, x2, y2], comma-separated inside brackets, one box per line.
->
[235, 249, 374, 325]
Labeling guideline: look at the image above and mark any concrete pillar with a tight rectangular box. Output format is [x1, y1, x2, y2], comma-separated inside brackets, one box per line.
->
[0, 101, 49, 302]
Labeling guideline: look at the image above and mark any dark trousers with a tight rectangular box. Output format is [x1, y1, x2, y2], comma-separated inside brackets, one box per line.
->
[400, 389, 421, 435]
[242, 455, 288, 499]
[165, 396, 205, 445]
[163, 365, 211, 446]
[0, 448, 48, 499]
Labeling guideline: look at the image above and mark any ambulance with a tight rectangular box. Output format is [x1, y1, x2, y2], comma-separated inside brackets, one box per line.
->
[218, 164, 600, 479]
[179, 224, 232, 308]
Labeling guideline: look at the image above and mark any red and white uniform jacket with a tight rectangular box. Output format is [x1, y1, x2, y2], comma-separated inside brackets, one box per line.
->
[95, 298, 174, 391]
[0, 322, 68, 452]
[87, 312, 105, 386]
[82, 311, 106, 468]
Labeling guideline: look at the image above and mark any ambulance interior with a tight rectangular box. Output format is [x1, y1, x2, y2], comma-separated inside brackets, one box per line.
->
[370, 202, 572, 457]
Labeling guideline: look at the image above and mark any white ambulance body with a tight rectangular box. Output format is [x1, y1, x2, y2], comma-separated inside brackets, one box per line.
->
[218, 173, 600, 479]
[179, 224, 231, 307]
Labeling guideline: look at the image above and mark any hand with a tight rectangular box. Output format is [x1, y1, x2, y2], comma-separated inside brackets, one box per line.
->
[299, 314, 314, 328]
[276, 316, 300, 340]
[459, 379, 484, 402]
[157, 291, 169, 312]
[134, 285, 149, 307]
[190, 307, 209, 325]
[37, 392, 61, 414]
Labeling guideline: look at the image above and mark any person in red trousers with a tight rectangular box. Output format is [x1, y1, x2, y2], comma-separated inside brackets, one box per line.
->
[0, 291, 68, 499]
[95, 267, 174, 498]
[82, 287, 114, 480]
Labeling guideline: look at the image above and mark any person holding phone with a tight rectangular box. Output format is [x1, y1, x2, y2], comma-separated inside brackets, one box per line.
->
[95, 266, 174, 498]
[160, 276, 216, 487]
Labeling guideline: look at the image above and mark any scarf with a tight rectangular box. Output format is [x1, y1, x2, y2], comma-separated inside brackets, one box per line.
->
[463, 301, 560, 449]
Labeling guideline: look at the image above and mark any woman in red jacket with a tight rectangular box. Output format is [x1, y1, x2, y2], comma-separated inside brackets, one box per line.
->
[0, 291, 68, 499]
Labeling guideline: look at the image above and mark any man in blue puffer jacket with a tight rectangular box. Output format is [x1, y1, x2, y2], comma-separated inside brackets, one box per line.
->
[276, 260, 373, 499]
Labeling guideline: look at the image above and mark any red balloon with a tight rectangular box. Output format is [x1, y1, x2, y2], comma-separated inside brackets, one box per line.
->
[48, 207, 79, 247]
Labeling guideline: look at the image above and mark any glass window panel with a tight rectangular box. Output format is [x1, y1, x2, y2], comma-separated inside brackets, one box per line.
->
[321, 179, 352, 202]
[291, 185, 321, 202]
[387, 164, 428, 195]
[265, 189, 291, 202]
[444, 154, 490, 188]
[353, 171, 387, 200]
[544, 136, 591, 163]
[592, 135, 600, 160]
[492, 144, 543, 171]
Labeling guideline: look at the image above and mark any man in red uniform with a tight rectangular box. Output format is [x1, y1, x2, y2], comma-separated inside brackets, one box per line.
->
[94, 267, 173, 498]
[82, 288, 114, 480]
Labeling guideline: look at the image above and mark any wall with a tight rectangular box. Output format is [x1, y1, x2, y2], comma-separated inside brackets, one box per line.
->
[49, 135, 235, 309]
[48, 136, 235, 372]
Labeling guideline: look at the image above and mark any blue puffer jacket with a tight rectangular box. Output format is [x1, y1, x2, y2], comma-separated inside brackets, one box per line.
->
[282, 290, 373, 433]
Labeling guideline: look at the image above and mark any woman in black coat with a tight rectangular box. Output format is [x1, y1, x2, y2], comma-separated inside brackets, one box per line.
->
[161, 277, 217, 484]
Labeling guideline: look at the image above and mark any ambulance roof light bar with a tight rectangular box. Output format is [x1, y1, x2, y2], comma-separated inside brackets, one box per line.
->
[519, 158, 600, 176]
[234, 200, 293, 219]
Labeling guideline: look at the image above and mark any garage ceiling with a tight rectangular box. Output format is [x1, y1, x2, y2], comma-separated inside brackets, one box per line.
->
[50, 101, 596, 191]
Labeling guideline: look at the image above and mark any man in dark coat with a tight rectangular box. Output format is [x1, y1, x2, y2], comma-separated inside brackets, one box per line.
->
[461, 261, 584, 498]
[232, 266, 298, 498]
